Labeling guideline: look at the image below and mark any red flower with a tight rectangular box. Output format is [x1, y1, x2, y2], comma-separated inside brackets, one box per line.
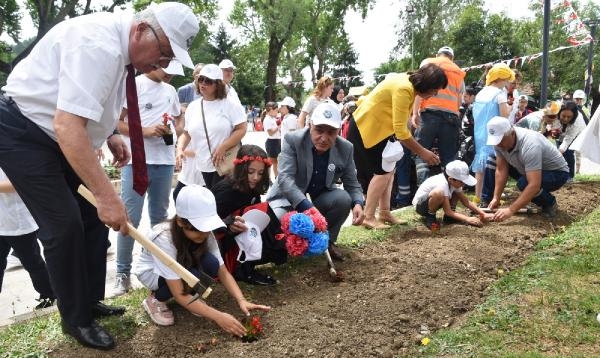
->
[304, 207, 327, 232]
[285, 234, 308, 256]
[242, 315, 264, 341]
[280, 210, 297, 233]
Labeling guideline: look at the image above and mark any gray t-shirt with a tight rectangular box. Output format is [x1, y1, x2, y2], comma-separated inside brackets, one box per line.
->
[495, 127, 568, 175]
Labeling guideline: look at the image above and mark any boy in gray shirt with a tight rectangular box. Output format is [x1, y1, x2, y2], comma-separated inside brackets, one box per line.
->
[485, 116, 569, 221]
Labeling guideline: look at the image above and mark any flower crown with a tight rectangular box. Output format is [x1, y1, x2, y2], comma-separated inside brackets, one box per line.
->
[233, 155, 272, 166]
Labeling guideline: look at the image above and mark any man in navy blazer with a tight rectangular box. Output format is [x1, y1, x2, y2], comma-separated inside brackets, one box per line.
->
[266, 102, 365, 261]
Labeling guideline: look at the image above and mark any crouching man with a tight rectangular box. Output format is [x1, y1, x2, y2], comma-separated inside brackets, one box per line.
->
[486, 116, 569, 222]
[266, 102, 365, 262]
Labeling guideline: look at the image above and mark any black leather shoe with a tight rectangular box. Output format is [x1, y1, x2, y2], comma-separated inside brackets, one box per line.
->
[328, 243, 345, 262]
[61, 320, 115, 350]
[91, 302, 126, 318]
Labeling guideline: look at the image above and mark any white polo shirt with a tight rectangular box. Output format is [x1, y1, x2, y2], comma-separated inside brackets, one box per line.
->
[2, 12, 131, 149]
[122, 75, 181, 165]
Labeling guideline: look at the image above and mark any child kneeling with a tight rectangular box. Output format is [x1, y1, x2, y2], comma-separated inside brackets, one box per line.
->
[412, 160, 492, 230]
[133, 185, 270, 336]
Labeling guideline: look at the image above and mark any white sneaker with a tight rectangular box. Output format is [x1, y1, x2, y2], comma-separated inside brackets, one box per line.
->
[142, 293, 174, 326]
[112, 273, 131, 296]
[5, 253, 22, 270]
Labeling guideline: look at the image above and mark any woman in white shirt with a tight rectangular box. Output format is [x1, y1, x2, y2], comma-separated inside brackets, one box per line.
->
[278, 96, 298, 143]
[262, 101, 281, 178]
[297, 76, 334, 128]
[175, 64, 247, 194]
[557, 101, 587, 181]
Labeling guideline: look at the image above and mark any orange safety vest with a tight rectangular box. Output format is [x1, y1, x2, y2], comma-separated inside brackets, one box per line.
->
[419, 56, 465, 114]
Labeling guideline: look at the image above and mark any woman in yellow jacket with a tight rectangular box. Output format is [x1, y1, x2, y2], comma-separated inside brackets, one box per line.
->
[347, 64, 448, 229]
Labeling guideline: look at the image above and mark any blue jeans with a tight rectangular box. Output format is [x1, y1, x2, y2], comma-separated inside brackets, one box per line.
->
[511, 167, 569, 208]
[117, 164, 174, 275]
[556, 141, 575, 179]
[154, 252, 219, 302]
[414, 110, 460, 184]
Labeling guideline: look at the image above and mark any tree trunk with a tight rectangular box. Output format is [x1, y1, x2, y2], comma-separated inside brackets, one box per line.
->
[264, 34, 283, 104]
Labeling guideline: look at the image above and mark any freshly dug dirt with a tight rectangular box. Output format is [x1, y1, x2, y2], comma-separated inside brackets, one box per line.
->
[50, 182, 600, 358]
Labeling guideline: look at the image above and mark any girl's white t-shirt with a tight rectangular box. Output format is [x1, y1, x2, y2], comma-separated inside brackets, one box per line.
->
[0, 169, 38, 235]
[123, 75, 181, 165]
[133, 222, 224, 291]
[263, 115, 281, 139]
[280, 113, 298, 144]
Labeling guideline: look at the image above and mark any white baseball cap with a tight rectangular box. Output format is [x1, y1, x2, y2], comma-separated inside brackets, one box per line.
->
[573, 89, 586, 100]
[149, 2, 199, 69]
[199, 64, 223, 80]
[486, 116, 512, 146]
[381, 140, 404, 172]
[445, 160, 477, 186]
[163, 60, 183, 76]
[278, 96, 296, 108]
[437, 46, 454, 58]
[175, 185, 225, 232]
[311, 102, 341, 128]
[218, 59, 236, 69]
[234, 209, 270, 263]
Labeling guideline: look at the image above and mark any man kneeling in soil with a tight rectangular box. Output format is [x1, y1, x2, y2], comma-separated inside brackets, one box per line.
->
[413, 160, 492, 230]
[485, 116, 569, 222]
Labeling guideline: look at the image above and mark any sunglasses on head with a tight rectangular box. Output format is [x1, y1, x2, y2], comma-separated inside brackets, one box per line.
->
[198, 76, 216, 85]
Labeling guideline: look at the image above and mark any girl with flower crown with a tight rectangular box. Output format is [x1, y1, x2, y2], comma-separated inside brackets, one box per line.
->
[211, 145, 287, 286]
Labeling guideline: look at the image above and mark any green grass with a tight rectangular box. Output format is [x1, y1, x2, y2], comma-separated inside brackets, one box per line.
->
[0, 289, 149, 357]
[404, 206, 600, 358]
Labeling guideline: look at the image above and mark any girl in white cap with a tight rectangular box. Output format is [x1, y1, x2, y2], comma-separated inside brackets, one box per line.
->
[412, 160, 493, 230]
[133, 185, 270, 334]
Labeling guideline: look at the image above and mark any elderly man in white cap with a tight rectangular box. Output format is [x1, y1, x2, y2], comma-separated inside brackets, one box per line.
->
[486, 116, 569, 222]
[266, 102, 365, 262]
[219, 59, 241, 105]
[0, 2, 198, 350]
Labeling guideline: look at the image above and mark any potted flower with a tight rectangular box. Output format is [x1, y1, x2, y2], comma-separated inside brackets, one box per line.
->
[161, 113, 174, 145]
[241, 315, 264, 343]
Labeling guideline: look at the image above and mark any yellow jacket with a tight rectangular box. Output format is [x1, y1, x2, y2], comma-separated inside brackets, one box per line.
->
[353, 73, 414, 148]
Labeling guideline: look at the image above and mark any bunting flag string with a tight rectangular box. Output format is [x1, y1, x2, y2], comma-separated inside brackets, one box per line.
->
[549, 0, 592, 45]
[460, 41, 589, 73]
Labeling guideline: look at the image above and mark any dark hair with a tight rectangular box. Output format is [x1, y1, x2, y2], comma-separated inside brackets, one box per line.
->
[170, 217, 208, 295]
[281, 105, 297, 115]
[195, 79, 227, 100]
[231, 144, 271, 195]
[558, 100, 579, 130]
[465, 85, 480, 96]
[330, 86, 344, 104]
[260, 102, 278, 121]
[408, 63, 448, 94]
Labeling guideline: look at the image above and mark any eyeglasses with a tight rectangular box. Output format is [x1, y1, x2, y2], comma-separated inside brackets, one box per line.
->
[546, 114, 557, 119]
[147, 24, 174, 69]
[198, 76, 216, 85]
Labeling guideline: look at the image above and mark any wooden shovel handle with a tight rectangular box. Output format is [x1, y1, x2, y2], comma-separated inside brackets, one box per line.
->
[77, 185, 205, 293]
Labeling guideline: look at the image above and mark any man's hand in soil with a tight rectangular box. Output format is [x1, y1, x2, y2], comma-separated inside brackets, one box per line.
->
[493, 207, 514, 222]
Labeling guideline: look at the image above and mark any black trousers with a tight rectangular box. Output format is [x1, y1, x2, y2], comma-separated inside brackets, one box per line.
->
[0, 96, 109, 326]
[0, 232, 55, 299]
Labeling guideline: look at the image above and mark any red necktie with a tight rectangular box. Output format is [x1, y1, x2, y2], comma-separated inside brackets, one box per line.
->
[125, 64, 148, 195]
